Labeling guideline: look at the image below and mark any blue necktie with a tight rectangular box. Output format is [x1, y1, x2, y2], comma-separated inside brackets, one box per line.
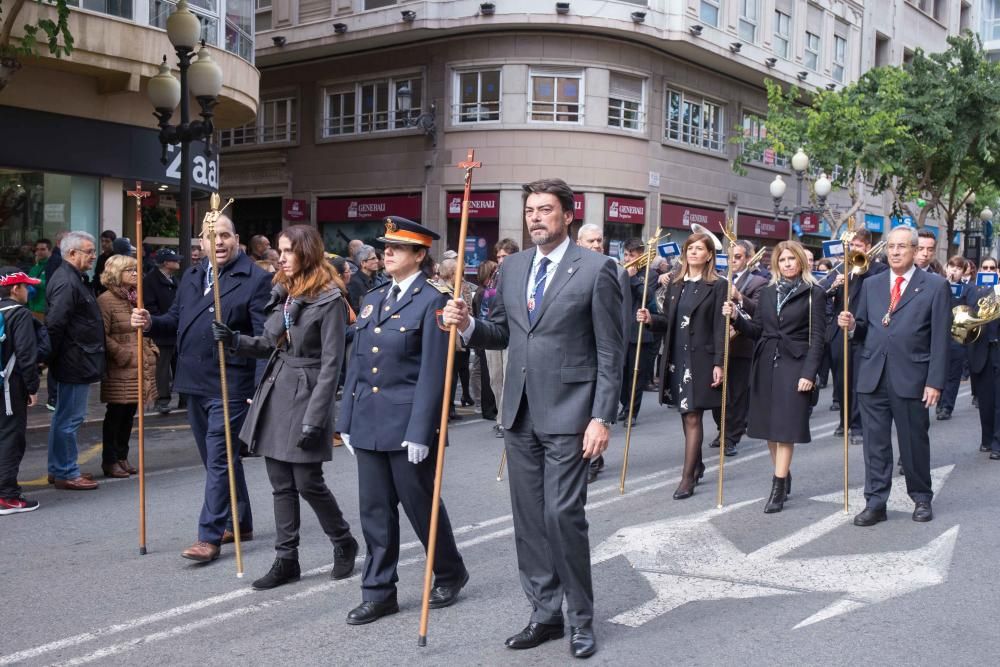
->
[528, 257, 550, 324]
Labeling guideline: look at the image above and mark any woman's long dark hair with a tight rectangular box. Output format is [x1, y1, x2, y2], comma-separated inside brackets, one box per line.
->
[273, 225, 339, 298]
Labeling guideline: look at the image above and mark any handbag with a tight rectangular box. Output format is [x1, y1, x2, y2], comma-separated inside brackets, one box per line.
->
[807, 288, 820, 407]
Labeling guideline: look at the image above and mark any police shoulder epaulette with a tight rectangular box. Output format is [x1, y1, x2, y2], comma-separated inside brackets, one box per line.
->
[426, 278, 452, 295]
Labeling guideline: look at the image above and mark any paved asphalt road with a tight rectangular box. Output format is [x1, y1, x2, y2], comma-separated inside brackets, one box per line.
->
[2, 384, 996, 666]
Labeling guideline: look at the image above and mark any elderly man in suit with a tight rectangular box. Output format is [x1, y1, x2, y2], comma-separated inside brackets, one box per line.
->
[444, 179, 623, 659]
[576, 223, 630, 483]
[824, 228, 888, 445]
[838, 226, 951, 526]
[131, 215, 271, 561]
[710, 239, 767, 456]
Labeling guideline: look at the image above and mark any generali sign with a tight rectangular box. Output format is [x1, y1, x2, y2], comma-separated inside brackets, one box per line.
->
[660, 202, 725, 231]
[606, 196, 646, 224]
[317, 195, 422, 222]
[737, 213, 790, 240]
[447, 192, 500, 219]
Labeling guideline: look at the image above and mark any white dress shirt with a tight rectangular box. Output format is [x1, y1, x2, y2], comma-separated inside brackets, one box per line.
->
[888, 264, 918, 299]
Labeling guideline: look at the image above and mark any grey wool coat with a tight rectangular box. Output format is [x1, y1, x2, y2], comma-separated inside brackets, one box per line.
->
[235, 284, 346, 463]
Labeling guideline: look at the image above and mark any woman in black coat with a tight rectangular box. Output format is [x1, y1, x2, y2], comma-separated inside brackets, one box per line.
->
[723, 240, 824, 513]
[637, 232, 726, 500]
[212, 225, 359, 590]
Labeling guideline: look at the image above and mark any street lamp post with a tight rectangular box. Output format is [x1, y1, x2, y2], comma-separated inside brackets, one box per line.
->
[769, 148, 842, 240]
[147, 0, 224, 272]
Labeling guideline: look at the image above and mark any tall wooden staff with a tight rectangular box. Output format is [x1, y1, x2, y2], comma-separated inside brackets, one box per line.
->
[127, 182, 150, 555]
[418, 150, 481, 647]
[717, 218, 738, 509]
[204, 193, 244, 578]
[841, 216, 856, 515]
[619, 229, 666, 494]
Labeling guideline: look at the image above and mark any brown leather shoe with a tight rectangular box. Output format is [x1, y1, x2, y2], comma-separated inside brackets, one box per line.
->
[221, 529, 254, 544]
[102, 463, 129, 479]
[48, 472, 94, 485]
[119, 459, 138, 475]
[181, 541, 220, 562]
[53, 476, 99, 490]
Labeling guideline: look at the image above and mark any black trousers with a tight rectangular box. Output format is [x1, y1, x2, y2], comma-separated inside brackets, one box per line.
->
[476, 348, 497, 420]
[711, 356, 752, 447]
[449, 349, 471, 405]
[264, 458, 353, 561]
[355, 448, 465, 602]
[102, 402, 137, 465]
[505, 397, 593, 627]
[859, 370, 933, 509]
[619, 341, 657, 417]
[0, 376, 28, 498]
[939, 341, 966, 413]
[971, 344, 1000, 454]
[155, 344, 176, 402]
[831, 334, 862, 431]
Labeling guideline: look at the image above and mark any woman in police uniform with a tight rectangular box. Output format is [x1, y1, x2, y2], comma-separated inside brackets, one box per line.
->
[336, 216, 469, 625]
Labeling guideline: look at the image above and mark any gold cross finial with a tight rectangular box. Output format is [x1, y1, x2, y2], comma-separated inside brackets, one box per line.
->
[722, 217, 738, 247]
[458, 149, 482, 185]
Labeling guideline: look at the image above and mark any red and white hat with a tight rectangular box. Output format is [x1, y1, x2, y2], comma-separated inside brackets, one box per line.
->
[0, 271, 41, 287]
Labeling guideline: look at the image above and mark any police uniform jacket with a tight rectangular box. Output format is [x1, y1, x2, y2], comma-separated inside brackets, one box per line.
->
[148, 252, 271, 399]
[234, 285, 346, 463]
[336, 273, 448, 451]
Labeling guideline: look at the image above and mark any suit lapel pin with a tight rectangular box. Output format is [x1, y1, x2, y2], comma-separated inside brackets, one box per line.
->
[568, 268, 574, 274]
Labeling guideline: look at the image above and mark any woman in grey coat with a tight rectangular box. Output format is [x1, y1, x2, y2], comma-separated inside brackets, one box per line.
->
[213, 225, 358, 591]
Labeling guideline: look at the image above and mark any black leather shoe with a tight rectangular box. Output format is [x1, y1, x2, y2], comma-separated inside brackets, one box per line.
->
[830, 402, 840, 412]
[834, 424, 845, 437]
[853, 507, 888, 527]
[709, 437, 721, 448]
[937, 410, 952, 421]
[912, 502, 933, 522]
[672, 481, 695, 500]
[331, 537, 359, 580]
[505, 621, 565, 649]
[569, 625, 597, 659]
[251, 558, 300, 591]
[594, 455, 605, 472]
[991, 452, 1000, 460]
[724, 444, 738, 457]
[980, 444, 991, 452]
[428, 570, 469, 609]
[587, 467, 599, 484]
[616, 408, 628, 423]
[346, 599, 399, 625]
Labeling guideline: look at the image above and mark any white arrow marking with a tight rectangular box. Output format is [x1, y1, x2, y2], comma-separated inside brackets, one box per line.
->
[593, 466, 959, 629]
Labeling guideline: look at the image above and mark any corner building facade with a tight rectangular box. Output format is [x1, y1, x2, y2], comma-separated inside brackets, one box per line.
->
[222, 0, 962, 261]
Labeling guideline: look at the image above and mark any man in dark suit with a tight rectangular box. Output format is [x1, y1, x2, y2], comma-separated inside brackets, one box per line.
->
[937, 256, 970, 421]
[576, 223, 630, 483]
[131, 215, 271, 561]
[711, 239, 766, 456]
[444, 178, 624, 659]
[823, 228, 888, 445]
[144, 248, 181, 414]
[965, 257, 1000, 460]
[839, 225, 951, 526]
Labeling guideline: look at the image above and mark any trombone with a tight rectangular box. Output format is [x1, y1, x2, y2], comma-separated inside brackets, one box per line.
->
[825, 240, 886, 291]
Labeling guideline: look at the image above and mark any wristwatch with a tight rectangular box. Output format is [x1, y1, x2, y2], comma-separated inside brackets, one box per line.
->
[592, 417, 613, 429]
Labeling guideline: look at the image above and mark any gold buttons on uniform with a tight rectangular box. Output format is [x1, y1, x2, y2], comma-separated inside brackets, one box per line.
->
[372, 346, 379, 353]
[374, 327, 381, 333]
[372, 387, 379, 393]
[372, 367, 378, 373]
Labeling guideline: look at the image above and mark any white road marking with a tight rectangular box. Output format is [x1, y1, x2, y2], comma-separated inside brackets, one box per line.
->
[592, 466, 959, 630]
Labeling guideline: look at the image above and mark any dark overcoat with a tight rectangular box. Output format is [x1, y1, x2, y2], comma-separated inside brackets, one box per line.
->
[734, 282, 825, 443]
[235, 285, 346, 463]
[649, 277, 727, 410]
[148, 252, 271, 399]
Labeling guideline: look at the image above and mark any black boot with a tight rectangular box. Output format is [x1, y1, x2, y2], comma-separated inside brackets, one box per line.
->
[764, 475, 787, 514]
[252, 557, 301, 590]
[784, 471, 791, 497]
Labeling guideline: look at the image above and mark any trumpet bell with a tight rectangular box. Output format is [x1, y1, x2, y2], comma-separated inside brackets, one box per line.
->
[690, 223, 724, 252]
[847, 250, 869, 276]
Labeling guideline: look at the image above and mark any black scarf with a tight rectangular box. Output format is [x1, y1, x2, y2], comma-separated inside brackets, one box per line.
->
[775, 277, 802, 314]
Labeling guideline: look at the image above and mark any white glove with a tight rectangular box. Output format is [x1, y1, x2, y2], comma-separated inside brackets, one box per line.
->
[403, 441, 429, 465]
[342, 433, 355, 456]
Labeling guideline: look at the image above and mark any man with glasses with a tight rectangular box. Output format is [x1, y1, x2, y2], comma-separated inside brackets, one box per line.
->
[966, 257, 1000, 460]
[838, 226, 951, 526]
[347, 245, 382, 314]
[45, 232, 104, 490]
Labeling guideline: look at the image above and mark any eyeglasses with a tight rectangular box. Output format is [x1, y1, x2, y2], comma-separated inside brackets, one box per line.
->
[982, 265, 998, 271]
[73, 248, 97, 256]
